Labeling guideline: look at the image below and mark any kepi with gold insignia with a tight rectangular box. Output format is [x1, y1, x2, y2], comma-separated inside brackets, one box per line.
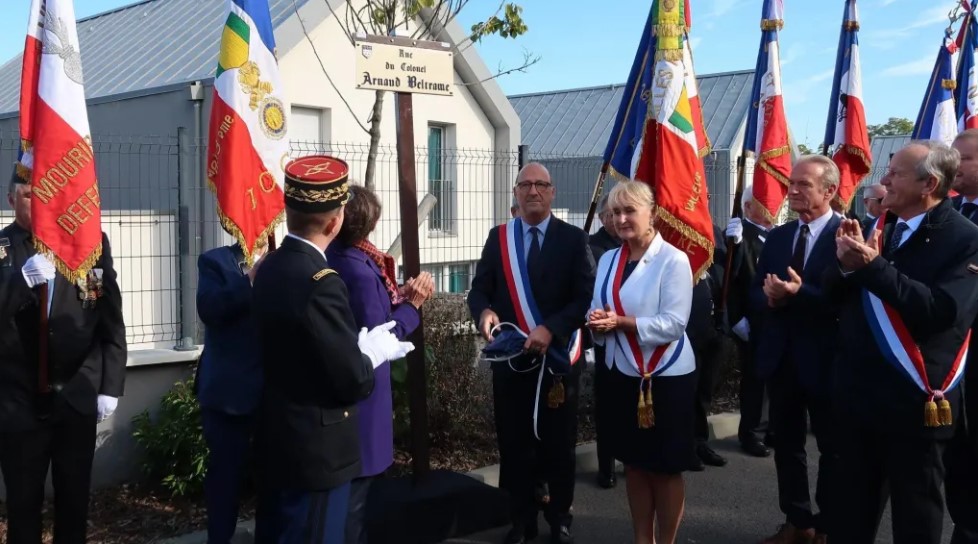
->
[284, 155, 353, 214]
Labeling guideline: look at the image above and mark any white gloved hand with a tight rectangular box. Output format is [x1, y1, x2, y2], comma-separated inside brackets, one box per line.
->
[358, 321, 415, 369]
[97, 395, 118, 423]
[732, 317, 750, 342]
[22, 253, 56, 288]
[725, 218, 744, 244]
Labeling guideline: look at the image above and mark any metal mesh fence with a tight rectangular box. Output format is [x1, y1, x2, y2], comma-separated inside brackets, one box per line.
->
[0, 132, 879, 350]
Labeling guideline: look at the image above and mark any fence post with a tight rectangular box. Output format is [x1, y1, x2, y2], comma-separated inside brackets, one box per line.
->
[175, 127, 199, 350]
[518, 144, 529, 170]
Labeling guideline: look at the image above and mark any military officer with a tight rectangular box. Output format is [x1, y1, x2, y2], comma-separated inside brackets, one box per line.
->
[251, 155, 414, 544]
[0, 171, 127, 544]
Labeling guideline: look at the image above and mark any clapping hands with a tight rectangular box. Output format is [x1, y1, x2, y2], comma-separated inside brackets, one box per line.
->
[835, 218, 880, 272]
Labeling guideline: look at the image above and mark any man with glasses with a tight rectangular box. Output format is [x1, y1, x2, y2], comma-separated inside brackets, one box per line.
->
[860, 184, 886, 236]
[468, 163, 595, 544]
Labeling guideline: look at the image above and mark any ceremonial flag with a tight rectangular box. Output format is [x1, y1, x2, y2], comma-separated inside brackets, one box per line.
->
[744, 0, 790, 223]
[602, 0, 715, 279]
[956, 1, 978, 130]
[912, 36, 959, 145]
[824, 0, 871, 211]
[18, 0, 102, 282]
[207, 0, 288, 265]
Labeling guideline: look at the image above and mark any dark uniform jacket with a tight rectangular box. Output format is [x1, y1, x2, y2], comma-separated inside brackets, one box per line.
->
[688, 224, 727, 347]
[588, 227, 619, 264]
[467, 216, 595, 350]
[727, 220, 768, 334]
[252, 235, 375, 491]
[952, 194, 978, 437]
[0, 222, 126, 431]
[826, 199, 978, 439]
[195, 244, 263, 416]
[751, 214, 842, 393]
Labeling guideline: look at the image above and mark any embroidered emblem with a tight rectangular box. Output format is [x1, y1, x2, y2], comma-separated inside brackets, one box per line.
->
[237, 61, 273, 111]
[76, 268, 104, 308]
[259, 97, 287, 140]
[312, 268, 336, 281]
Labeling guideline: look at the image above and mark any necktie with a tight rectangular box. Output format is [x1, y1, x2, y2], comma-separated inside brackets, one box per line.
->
[886, 222, 910, 258]
[527, 226, 541, 275]
[961, 202, 978, 224]
[789, 224, 809, 273]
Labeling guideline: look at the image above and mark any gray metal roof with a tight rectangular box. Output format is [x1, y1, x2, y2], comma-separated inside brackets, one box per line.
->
[0, 0, 310, 114]
[508, 69, 755, 157]
[862, 134, 910, 187]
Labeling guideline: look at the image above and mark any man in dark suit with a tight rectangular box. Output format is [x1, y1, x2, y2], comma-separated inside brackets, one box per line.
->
[830, 141, 978, 544]
[0, 172, 127, 544]
[947, 130, 978, 544]
[753, 155, 843, 544]
[688, 222, 730, 470]
[252, 156, 413, 544]
[859, 184, 886, 235]
[468, 162, 595, 544]
[725, 186, 774, 458]
[196, 241, 267, 544]
[587, 194, 619, 489]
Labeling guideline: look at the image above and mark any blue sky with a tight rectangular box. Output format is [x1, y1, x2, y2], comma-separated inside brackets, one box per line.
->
[0, 0, 960, 149]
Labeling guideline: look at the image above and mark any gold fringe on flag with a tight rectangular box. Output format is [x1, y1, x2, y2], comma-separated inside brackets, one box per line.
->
[831, 144, 873, 212]
[654, 206, 716, 281]
[32, 237, 103, 285]
[943, 79, 957, 90]
[761, 19, 784, 31]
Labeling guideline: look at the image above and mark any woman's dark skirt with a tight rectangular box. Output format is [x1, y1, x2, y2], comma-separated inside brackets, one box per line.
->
[601, 364, 697, 475]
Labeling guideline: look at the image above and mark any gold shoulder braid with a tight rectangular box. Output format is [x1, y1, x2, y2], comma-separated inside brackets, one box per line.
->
[312, 268, 336, 281]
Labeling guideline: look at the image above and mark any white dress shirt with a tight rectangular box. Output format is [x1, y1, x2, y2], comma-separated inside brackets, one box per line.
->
[520, 214, 552, 260]
[793, 209, 834, 267]
[590, 234, 695, 377]
[892, 212, 926, 249]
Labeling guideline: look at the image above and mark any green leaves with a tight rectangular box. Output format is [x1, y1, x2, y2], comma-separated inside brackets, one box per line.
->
[470, 3, 528, 42]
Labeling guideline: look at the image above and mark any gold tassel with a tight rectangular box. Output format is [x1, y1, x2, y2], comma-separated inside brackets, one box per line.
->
[647, 387, 656, 427]
[924, 400, 939, 427]
[547, 378, 565, 409]
[938, 399, 953, 426]
[637, 390, 651, 429]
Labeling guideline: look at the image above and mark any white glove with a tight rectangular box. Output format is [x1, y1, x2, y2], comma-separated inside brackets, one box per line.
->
[732, 317, 750, 342]
[97, 395, 118, 423]
[22, 253, 56, 288]
[725, 218, 744, 244]
[358, 321, 415, 369]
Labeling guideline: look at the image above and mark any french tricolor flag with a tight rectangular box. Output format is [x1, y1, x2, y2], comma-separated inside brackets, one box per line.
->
[19, 0, 103, 282]
[824, 0, 871, 211]
[956, 1, 978, 131]
[912, 36, 959, 146]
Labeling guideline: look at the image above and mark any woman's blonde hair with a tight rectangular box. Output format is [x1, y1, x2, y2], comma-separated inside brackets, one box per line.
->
[607, 180, 655, 211]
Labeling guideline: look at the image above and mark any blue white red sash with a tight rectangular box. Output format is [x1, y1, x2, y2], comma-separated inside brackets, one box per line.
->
[598, 244, 683, 377]
[860, 216, 969, 425]
[498, 218, 582, 367]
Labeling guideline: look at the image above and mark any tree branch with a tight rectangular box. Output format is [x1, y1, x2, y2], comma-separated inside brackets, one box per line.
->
[455, 0, 507, 55]
[294, 0, 370, 133]
[454, 48, 540, 87]
[322, 0, 355, 45]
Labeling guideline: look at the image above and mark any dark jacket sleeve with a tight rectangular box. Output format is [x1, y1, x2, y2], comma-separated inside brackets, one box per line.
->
[467, 228, 498, 322]
[343, 263, 420, 340]
[97, 234, 128, 397]
[750, 233, 775, 315]
[542, 227, 596, 340]
[851, 246, 978, 337]
[196, 250, 253, 327]
[307, 275, 375, 405]
[0, 238, 35, 324]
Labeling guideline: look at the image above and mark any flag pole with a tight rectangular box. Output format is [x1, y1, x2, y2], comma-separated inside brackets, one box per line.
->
[716, 150, 750, 319]
[583, 164, 609, 233]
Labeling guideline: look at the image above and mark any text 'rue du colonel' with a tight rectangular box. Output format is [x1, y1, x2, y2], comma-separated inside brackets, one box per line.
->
[32, 139, 101, 236]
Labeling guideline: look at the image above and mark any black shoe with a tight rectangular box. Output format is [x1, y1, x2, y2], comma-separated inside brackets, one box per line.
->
[596, 470, 617, 489]
[764, 432, 775, 448]
[503, 523, 538, 544]
[740, 437, 771, 457]
[550, 524, 573, 544]
[688, 454, 705, 472]
[697, 443, 727, 467]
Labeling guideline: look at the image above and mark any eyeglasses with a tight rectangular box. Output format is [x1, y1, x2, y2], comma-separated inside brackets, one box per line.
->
[516, 181, 553, 192]
[863, 197, 881, 203]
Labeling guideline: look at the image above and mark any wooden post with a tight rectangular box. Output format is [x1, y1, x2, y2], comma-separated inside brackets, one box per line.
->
[395, 90, 431, 480]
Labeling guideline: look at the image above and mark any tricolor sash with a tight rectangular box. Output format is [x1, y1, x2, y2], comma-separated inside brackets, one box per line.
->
[599, 243, 684, 428]
[498, 218, 583, 372]
[860, 217, 970, 427]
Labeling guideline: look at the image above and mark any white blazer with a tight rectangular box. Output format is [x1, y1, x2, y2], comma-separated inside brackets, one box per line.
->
[589, 234, 695, 378]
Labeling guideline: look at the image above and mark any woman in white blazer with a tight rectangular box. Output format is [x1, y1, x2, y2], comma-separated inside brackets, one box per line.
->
[586, 180, 695, 544]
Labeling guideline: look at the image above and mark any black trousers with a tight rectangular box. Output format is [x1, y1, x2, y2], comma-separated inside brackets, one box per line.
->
[692, 332, 725, 443]
[202, 409, 255, 544]
[0, 404, 96, 544]
[834, 424, 948, 544]
[492, 363, 580, 529]
[736, 339, 769, 443]
[945, 417, 978, 544]
[343, 476, 373, 544]
[592, 348, 614, 476]
[769, 363, 840, 535]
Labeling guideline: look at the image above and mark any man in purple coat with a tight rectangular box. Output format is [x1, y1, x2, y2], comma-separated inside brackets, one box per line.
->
[326, 185, 435, 544]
